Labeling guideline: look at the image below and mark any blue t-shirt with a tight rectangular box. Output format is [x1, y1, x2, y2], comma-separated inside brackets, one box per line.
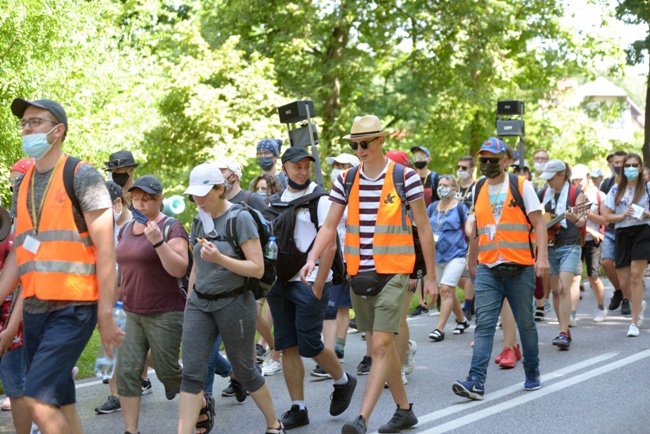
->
[427, 201, 468, 263]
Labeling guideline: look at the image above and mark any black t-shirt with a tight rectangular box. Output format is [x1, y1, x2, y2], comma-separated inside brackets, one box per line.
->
[422, 171, 439, 207]
[538, 185, 582, 246]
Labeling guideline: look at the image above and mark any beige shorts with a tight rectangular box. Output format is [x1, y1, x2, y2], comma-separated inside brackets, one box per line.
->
[350, 274, 408, 333]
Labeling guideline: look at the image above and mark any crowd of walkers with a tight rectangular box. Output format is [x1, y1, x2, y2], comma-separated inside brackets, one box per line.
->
[0, 98, 647, 434]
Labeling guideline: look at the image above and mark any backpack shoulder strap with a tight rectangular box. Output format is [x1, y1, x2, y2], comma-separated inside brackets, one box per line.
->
[63, 156, 82, 216]
[117, 220, 134, 241]
[343, 165, 360, 199]
[242, 190, 252, 206]
[225, 205, 246, 258]
[473, 177, 487, 210]
[569, 184, 577, 206]
[392, 163, 408, 230]
[162, 216, 178, 242]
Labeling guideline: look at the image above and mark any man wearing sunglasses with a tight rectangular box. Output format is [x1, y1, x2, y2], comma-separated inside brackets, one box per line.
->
[409, 146, 439, 207]
[453, 137, 548, 401]
[105, 150, 139, 193]
[4, 98, 122, 433]
[301, 115, 438, 434]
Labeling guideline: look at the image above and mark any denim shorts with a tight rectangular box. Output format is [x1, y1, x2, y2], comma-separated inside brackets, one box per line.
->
[325, 282, 352, 320]
[549, 244, 582, 275]
[0, 347, 27, 398]
[602, 231, 616, 260]
[23, 304, 97, 407]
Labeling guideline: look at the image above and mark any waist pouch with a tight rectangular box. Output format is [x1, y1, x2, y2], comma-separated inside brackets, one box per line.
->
[349, 271, 395, 297]
[494, 263, 525, 279]
[194, 285, 245, 301]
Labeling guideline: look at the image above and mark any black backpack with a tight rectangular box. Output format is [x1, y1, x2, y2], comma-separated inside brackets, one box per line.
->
[264, 186, 345, 285]
[225, 204, 277, 299]
[119, 217, 192, 301]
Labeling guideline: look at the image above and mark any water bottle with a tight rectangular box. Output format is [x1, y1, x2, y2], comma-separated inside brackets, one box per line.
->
[264, 236, 278, 261]
[94, 301, 127, 381]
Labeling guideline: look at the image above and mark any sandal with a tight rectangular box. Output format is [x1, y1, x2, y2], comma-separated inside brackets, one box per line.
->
[453, 320, 470, 335]
[196, 393, 215, 434]
[428, 329, 445, 342]
[265, 420, 286, 434]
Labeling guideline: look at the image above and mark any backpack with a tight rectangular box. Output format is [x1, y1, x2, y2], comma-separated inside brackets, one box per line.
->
[474, 173, 535, 258]
[225, 204, 277, 299]
[540, 183, 587, 246]
[343, 163, 425, 278]
[62, 156, 82, 222]
[118, 217, 192, 301]
[265, 185, 346, 285]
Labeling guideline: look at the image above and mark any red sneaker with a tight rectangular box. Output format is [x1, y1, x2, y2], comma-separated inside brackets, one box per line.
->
[498, 347, 517, 369]
[494, 347, 508, 364]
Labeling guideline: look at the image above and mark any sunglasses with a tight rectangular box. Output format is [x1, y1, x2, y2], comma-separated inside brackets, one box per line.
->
[350, 137, 379, 151]
[479, 157, 502, 164]
[624, 163, 640, 168]
[457, 165, 470, 171]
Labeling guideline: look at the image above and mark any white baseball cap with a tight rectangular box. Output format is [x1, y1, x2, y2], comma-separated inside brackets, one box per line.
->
[216, 158, 243, 180]
[539, 159, 567, 180]
[326, 153, 360, 167]
[570, 164, 589, 180]
[183, 162, 225, 198]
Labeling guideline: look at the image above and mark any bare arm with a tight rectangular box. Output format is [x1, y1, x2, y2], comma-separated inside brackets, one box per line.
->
[0, 286, 22, 355]
[200, 238, 264, 279]
[602, 203, 630, 224]
[466, 214, 479, 279]
[143, 220, 189, 278]
[300, 203, 345, 281]
[528, 210, 549, 278]
[0, 249, 21, 302]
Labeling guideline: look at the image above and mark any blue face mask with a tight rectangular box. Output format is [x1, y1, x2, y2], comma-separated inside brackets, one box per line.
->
[624, 167, 639, 181]
[22, 126, 56, 160]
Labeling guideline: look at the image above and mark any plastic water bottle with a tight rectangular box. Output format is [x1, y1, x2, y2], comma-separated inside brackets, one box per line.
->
[94, 301, 127, 381]
[264, 236, 278, 261]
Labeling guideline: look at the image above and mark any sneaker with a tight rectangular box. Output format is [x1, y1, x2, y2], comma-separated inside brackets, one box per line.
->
[463, 309, 473, 322]
[409, 305, 429, 317]
[342, 415, 367, 434]
[593, 308, 607, 322]
[609, 290, 623, 310]
[310, 365, 332, 380]
[280, 405, 309, 430]
[627, 323, 640, 337]
[497, 347, 517, 369]
[621, 299, 632, 315]
[402, 340, 417, 375]
[378, 403, 418, 433]
[401, 369, 408, 385]
[543, 299, 551, 312]
[356, 356, 371, 376]
[534, 307, 545, 322]
[95, 395, 121, 414]
[221, 378, 248, 402]
[330, 373, 357, 416]
[72, 366, 79, 380]
[141, 378, 152, 395]
[524, 369, 541, 391]
[335, 346, 345, 363]
[556, 332, 571, 350]
[31, 423, 40, 434]
[452, 377, 484, 401]
[640, 300, 647, 326]
[1, 397, 10, 411]
[569, 314, 577, 327]
[453, 319, 470, 335]
[428, 329, 445, 342]
[552, 331, 572, 345]
[262, 359, 283, 376]
[165, 388, 176, 400]
[256, 343, 267, 363]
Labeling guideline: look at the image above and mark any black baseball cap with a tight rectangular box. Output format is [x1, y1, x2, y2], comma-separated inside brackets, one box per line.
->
[281, 147, 315, 164]
[128, 175, 163, 195]
[11, 98, 68, 140]
[105, 181, 123, 202]
[105, 150, 139, 171]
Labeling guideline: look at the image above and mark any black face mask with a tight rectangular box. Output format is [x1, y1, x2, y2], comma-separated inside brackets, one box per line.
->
[414, 161, 428, 169]
[112, 172, 130, 188]
[258, 157, 275, 171]
[479, 162, 502, 179]
[287, 177, 311, 191]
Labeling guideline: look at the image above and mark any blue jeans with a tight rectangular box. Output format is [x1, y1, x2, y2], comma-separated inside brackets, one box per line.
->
[469, 264, 539, 383]
[203, 335, 233, 395]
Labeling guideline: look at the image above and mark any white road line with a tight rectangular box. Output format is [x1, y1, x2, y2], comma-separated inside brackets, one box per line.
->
[414, 350, 650, 434]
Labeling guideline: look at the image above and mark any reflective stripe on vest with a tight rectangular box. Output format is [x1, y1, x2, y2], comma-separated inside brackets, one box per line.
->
[344, 160, 415, 275]
[475, 175, 535, 265]
[15, 155, 99, 301]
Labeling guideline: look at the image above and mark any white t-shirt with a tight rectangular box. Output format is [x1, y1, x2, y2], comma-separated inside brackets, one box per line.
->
[583, 184, 605, 240]
[281, 182, 332, 282]
[604, 182, 650, 229]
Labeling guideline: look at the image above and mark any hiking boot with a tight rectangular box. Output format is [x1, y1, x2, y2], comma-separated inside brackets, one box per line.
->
[280, 405, 309, 430]
[330, 374, 357, 416]
[95, 395, 121, 414]
[409, 305, 429, 317]
[141, 378, 152, 395]
[356, 356, 371, 375]
[402, 340, 416, 375]
[524, 369, 541, 391]
[452, 376, 484, 401]
[378, 403, 418, 433]
[222, 378, 248, 402]
[310, 365, 332, 380]
[621, 299, 631, 315]
[609, 290, 623, 310]
[342, 415, 367, 434]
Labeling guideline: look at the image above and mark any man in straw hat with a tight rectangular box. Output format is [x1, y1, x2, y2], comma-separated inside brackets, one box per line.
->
[301, 115, 438, 434]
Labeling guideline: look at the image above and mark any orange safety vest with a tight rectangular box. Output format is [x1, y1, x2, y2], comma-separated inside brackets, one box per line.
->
[475, 176, 535, 265]
[15, 156, 99, 301]
[345, 160, 415, 275]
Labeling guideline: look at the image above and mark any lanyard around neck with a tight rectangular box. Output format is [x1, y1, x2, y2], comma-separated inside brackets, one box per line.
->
[30, 156, 64, 234]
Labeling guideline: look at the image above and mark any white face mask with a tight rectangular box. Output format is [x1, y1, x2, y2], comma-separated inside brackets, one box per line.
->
[113, 204, 122, 222]
[534, 162, 546, 173]
[330, 168, 344, 185]
[457, 170, 470, 180]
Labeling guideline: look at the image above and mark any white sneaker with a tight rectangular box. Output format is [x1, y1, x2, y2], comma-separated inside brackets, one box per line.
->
[402, 340, 417, 375]
[261, 359, 282, 376]
[639, 300, 647, 326]
[401, 369, 408, 385]
[627, 323, 640, 337]
[569, 314, 577, 327]
[593, 309, 607, 322]
[31, 423, 40, 434]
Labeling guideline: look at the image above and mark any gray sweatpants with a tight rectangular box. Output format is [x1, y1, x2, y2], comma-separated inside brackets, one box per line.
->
[180, 290, 264, 395]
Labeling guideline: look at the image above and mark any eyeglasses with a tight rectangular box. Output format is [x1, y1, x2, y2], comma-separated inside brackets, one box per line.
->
[107, 159, 135, 169]
[350, 137, 379, 151]
[457, 165, 470, 171]
[16, 117, 57, 131]
[479, 157, 502, 164]
[624, 163, 640, 168]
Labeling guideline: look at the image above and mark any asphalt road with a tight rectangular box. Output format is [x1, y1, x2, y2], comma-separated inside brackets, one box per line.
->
[1, 277, 649, 434]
